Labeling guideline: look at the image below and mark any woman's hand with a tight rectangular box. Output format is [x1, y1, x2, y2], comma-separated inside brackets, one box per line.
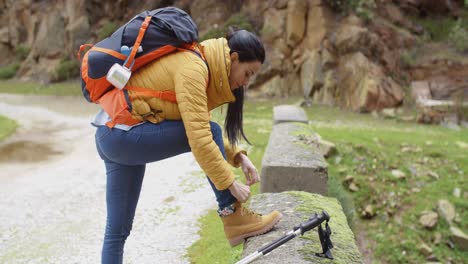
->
[228, 180, 250, 203]
[237, 153, 260, 186]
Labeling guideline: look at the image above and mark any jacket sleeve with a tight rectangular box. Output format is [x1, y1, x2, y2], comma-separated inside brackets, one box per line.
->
[174, 58, 235, 190]
[223, 138, 247, 168]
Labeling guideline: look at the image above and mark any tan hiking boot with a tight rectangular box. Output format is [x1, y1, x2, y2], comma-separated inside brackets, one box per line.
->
[221, 202, 282, 246]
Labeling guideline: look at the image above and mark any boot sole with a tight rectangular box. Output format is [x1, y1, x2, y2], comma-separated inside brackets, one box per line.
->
[228, 212, 283, 247]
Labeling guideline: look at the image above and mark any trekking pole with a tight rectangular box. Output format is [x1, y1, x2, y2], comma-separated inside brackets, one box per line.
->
[235, 210, 333, 264]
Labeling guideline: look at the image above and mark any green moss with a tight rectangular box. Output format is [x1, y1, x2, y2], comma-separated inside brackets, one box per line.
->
[0, 115, 17, 142]
[289, 191, 362, 263]
[290, 122, 314, 135]
[289, 123, 318, 148]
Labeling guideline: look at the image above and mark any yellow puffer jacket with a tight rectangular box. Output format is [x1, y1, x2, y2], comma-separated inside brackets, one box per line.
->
[126, 38, 244, 190]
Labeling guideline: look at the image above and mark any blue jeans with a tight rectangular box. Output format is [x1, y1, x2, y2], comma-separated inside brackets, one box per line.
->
[95, 120, 237, 264]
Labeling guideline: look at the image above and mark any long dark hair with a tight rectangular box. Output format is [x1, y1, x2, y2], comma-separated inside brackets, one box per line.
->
[225, 27, 265, 146]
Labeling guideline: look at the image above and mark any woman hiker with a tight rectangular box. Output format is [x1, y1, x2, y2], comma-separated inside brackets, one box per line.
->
[93, 27, 282, 263]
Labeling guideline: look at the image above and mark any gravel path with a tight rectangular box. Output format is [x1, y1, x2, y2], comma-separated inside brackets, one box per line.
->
[0, 95, 217, 263]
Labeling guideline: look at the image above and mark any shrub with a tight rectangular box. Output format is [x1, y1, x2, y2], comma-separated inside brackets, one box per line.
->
[225, 13, 254, 32]
[51, 57, 80, 82]
[323, 0, 375, 19]
[449, 19, 468, 52]
[98, 21, 118, 40]
[323, 0, 344, 12]
[201, 27, 225, 41]
[200, 13, 254, 41]
[354, 0, 376, 22]
[15, 45, 30, 61]
[413, 16, 456, 42]
[260, 24, 276, 40]
[400, 50, 416, 68]
[0, 63, 20, 80]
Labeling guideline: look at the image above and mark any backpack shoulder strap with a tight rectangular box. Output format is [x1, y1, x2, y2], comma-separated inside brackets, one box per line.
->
[124, 15, 152, 69]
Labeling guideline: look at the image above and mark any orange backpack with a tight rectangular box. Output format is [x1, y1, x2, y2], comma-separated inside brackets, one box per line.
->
[78, 7, 206, 127]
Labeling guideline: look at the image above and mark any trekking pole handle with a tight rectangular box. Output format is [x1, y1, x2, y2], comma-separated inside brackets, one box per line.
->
[296, 210, 329, 235]
[259, 211, 330, 255]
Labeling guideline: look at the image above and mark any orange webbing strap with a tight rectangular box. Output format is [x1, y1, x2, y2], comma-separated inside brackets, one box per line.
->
[90, 47, 127, 60]
[77, 44, 93, 61]
[125, 16, 152, 69]
[132, 45, 177, 71]
[125, 86, 177, 103]
[178, 43, 207, 62]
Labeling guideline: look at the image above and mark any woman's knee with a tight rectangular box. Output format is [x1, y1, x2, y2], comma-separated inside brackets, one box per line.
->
[104, 221, 133, 241]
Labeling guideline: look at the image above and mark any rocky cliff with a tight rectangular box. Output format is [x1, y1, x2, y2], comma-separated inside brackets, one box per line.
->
[1, 0, 467, 113]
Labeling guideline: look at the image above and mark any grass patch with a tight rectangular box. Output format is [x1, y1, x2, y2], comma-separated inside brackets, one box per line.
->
[303, 104, 468, 263]
[0, 80, 82, 96]
[0, 115, 17, 142]
[188, 100, 467, 263]
[186, 210, 243, 264]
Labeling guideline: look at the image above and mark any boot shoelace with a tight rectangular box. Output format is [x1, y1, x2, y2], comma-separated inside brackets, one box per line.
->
[240, 206, 262, 218]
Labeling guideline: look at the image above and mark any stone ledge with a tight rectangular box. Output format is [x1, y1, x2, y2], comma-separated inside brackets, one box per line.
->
[417, 99, 468, 109]
[260, 122, 328, 195]
[273, 105, 309, 124]
[242, 192, 362, 263]
[416, 98, 468, 124]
